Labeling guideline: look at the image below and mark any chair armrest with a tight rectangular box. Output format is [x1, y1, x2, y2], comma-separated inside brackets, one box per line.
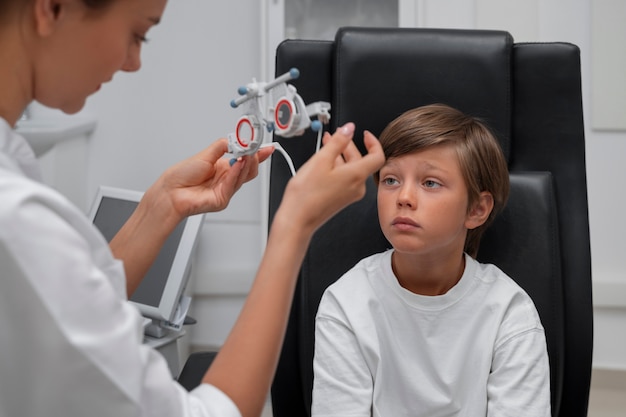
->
[177, 351, 218, 391]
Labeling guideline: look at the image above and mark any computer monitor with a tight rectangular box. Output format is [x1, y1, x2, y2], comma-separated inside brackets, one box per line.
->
[88, 186, 204, 329]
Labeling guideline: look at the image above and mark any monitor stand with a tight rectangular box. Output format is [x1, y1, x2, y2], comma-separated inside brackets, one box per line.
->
[144, 319, 169, 339]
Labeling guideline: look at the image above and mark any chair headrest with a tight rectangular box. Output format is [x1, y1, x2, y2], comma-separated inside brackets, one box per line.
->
[334, 27, 513, 162]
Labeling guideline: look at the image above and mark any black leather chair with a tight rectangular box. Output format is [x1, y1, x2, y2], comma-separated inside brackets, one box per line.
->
[267, 27, 593, 417]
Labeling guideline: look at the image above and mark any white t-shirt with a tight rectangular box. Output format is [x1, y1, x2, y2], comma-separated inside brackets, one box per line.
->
[313, 250, 551, 417]
[0, 118, 240, 417]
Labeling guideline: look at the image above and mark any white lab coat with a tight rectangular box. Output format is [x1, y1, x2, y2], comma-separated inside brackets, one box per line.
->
[0, 118, 240, 417]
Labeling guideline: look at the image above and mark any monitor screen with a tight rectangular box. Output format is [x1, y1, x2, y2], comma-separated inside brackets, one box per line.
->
[88, 186, 203, 324]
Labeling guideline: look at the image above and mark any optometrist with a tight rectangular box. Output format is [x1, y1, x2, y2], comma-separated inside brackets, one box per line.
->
[0, 1, 385, 416]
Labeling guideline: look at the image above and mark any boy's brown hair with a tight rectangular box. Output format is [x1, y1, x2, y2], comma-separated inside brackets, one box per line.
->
[374, 103, 510, 258]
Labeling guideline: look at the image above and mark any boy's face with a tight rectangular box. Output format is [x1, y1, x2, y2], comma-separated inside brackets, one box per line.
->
[377, 144, 473, 258]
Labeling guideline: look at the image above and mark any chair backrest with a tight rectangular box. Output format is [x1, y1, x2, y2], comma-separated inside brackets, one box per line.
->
[268, 27, 592, 417]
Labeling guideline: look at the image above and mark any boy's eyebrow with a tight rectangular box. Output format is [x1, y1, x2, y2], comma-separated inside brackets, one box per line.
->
[148, 16, 161, 25]
[420, 161, 443, 171]
[383, 159, 443, 170]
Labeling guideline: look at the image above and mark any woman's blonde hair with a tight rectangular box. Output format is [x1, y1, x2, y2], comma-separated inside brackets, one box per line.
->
[374, 103, 510, 258]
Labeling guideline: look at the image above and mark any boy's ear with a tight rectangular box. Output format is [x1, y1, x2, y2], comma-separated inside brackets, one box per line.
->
[33, 0, 66, 36]
[465, 191, 494, 230]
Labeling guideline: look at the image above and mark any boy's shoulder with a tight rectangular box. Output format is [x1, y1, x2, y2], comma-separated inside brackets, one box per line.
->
[322, 250, 392, 298]
[334, 249, 391, 282]
[473, 259, 530, 297]
[317, 251, 392, 320]
[472, 258, 544, 329]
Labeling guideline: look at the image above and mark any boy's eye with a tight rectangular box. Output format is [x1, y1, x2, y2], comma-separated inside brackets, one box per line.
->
[424, 180, 441, 188]
[382, 177, 399, 186]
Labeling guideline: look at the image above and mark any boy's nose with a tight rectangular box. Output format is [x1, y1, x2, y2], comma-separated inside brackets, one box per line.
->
[397, 186, 416, 208]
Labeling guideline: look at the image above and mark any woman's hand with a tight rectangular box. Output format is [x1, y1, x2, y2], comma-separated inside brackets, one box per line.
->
[155, 139, 274, 219]
[276, 122, 385, 236]
[113, 140, 273, 295]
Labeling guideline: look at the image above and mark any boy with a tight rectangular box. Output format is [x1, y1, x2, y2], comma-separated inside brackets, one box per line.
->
[312, 104, 550, 416]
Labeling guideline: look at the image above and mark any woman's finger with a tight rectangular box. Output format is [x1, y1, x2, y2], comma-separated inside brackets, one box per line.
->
[197, 138, 230, 165]
[321, 132, 345, 166]
[320, 123, 355, 165]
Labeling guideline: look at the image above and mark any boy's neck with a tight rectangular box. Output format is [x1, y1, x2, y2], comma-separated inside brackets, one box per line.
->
[391, 250, 466, 296]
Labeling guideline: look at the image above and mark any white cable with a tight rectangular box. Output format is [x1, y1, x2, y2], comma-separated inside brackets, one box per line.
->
[261, 142, 296, 177]
[316, 128, 323, 152]
[261, 125, 324, 178]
